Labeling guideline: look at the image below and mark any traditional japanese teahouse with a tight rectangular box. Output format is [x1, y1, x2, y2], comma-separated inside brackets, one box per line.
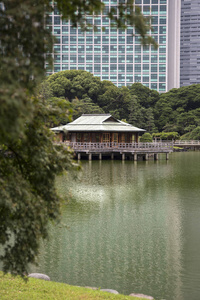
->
[52, 114, 173, 160]
[52, 114, 145, 144]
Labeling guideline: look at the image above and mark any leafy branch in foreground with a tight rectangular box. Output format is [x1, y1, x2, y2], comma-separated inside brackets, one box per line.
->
[0, 97, 78, 276]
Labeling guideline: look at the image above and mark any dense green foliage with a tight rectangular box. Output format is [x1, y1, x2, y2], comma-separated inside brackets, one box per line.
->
[46, 71, 159, 132]
[0, 97, 77, 276]
[152, 132, 179, 141]
[140, 133, 152, 142]
[46, 71, 200, 138]
[180, 126, 200, 140]
[154, 85, 200, 134]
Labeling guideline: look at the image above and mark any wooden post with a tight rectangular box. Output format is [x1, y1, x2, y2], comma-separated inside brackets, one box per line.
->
[111, 153, 114, 160]
[166, 153, 169, 160]
[77, 153, 81, 160]
[154, 153, 158, 160]
[99, 153, 102, 160]
[134, 153, 137, 161]
[88, 153, 92, 161]
[122, 153, 125, 161]
[145, 153, 149, 161]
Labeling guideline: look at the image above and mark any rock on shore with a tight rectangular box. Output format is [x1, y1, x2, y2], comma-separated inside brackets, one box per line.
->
[129, 293, 154, 299]
[100, 289, 119, 294]
[28, 273, 50, 281]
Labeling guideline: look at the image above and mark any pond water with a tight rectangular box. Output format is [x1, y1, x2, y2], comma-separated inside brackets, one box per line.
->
[31, 152, 200, 300]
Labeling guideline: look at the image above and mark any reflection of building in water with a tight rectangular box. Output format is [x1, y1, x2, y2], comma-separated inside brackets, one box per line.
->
[165, 192, 183, 300]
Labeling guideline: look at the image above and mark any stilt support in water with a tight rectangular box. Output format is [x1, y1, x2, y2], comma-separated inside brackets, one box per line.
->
[154, 153, 159, 160]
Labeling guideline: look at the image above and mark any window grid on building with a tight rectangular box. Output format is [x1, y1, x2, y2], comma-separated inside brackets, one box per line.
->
[46, 0, 167, 92]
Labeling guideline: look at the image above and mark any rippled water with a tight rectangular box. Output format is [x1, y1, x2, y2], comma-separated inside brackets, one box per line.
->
[31, 152, 200, 300]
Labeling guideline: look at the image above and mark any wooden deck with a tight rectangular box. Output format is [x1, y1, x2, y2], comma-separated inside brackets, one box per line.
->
[174, 140, 200, 148]
[59, 142, 173, 161]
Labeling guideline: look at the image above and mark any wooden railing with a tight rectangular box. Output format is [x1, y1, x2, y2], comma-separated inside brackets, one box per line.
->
[174, 140, 200, 145]
[58, 141, 173, 151]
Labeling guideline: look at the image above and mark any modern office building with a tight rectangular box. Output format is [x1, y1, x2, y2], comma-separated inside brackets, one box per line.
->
[180, 0, 200, 86]
[46, 0, 181, 92]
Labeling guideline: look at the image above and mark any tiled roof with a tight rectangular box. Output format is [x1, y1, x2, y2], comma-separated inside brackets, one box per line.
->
[71, 114, 114, 125]
[51, 114, 145, 133]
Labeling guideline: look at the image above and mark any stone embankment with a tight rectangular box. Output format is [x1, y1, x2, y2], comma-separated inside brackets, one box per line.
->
[28, 273, 154, 299]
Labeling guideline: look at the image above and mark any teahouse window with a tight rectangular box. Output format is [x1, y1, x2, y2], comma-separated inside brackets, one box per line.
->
[77, 133, 81, 142]
[96, 134, 100, 142]
[113, 133, 118, 143]
[103, 133, 110, 143]
[132, 134, 136, 142]
[121, 133, 125, 143]
[84, 133, 90, 142]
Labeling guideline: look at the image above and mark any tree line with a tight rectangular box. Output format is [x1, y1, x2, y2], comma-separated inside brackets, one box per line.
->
[42, 70, 200, 140]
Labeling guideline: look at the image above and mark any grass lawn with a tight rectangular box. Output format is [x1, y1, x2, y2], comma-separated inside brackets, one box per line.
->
[0, 272, 154, 300]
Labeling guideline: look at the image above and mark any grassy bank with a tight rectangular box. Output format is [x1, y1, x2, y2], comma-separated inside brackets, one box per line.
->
[0, 272, 153, 300]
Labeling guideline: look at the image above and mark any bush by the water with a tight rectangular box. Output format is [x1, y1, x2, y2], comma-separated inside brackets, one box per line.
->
[152, 132, 179, 141]
[180, 126, 200, 140]
[140, 133, 152, 142]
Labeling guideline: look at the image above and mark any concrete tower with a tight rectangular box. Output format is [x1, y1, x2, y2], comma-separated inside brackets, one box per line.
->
[180, 0, 200, 86]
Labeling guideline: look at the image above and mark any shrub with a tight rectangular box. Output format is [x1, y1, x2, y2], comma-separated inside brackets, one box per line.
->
[152, 132, 179, 141]
[180, 126, 200, 140]
[140, 132, 152, 142]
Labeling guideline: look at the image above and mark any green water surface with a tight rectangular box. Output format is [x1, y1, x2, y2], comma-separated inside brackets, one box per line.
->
[32, 152, 200, 300]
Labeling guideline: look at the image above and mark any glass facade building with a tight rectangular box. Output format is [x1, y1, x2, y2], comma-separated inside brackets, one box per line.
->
[180, 0, 200, 86]
[46, 0, 179, 92]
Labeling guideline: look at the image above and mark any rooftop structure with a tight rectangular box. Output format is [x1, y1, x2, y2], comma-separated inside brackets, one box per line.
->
[52, 114, 145, 135]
